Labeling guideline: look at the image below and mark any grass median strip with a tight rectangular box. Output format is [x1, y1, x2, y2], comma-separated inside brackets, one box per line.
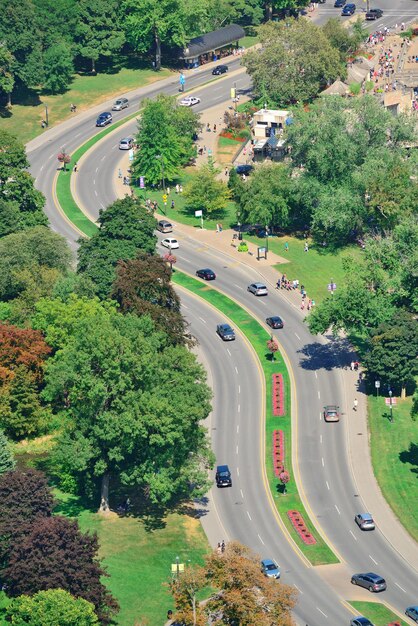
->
[349, 601, 408, 626]
[173, 271, 338, 565]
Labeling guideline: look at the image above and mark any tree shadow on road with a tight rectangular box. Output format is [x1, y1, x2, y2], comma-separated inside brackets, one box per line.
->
[297, 336, 355, 372]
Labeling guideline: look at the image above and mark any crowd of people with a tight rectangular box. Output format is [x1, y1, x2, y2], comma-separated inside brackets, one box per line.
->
[275, 275, 315, 312]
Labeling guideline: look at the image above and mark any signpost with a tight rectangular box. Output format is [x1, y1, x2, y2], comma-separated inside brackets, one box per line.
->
[327, 281, 337, 295]
[375, 380, 380, 397]
[195, 209, 203, 229]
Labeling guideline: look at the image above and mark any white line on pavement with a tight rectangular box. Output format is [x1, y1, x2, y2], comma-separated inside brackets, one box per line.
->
[40, 165, 44, 172]
[95, 167, 98, 173]
[235, 366, 238, 374]
[317, 390, 321, 399]
[314, 371, 318, 379]
[240, 489, 244, 499]
[100, 155, 106, 161]
[198, 317, 207, 324]
[326, 481, 330, 490]
[257, 534, 265, 545]
[294, 584, 302, 594]
[236, 425, 239, 434]
[233, 283, 243, 290]
[349, 530, 357, 541]
[319, 412, 322, 421]
[236, 445, 239, 455]
[335, 504, 341, 515]
[227, 348, 231, 356]
[237, 404, 240, 413]
[369, 555, 378, 565]
[93, 179, 96, 185]
[320, 435, 323, 444]
[182, 304, 189, 310]
[238, 385, 241, 394]
[177, 255, 190, 262]
[294, 332, 300, 340]
[100, 203, 105, 209]
[247, 511, 252, 521]
[395, 582, 407, 593]
[316, 607, 327, 618]
[94, 190, 98, 196]
[321, 457, 325, 467]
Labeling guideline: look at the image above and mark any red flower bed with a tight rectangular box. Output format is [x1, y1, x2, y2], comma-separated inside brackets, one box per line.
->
[272, 373, 285, 416]
[219, 131, 246, 142]
[287, 511, 317, 545]
[272, 430, 285, 476]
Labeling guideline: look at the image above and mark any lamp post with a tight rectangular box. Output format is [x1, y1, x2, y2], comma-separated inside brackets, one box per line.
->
[156, 155, 165, 193]
[45, 104, 49, 127]
[175, 556, 180, 578]
[237, 211, 242, 240]
[265, 225, 269, 253]
[389, 389, 393, 423]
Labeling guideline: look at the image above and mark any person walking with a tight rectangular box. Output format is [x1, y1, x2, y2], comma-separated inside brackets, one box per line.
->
[171, 199, 175, 209]
[276, 277, 281, 289]
[284, 242, 289, 252]
[304, 242, 308, 252]
[175, 183, 179, 194]
[353, 398, 358, 411]
[73, 163, 78, 173]
[118, 168, 122, 179]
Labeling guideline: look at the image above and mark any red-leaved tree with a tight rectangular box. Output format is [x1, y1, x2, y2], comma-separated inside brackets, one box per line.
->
[0, 324, 51, 383]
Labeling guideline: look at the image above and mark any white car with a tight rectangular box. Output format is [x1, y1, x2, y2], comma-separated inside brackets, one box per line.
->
[161, 238, 179, 250]
[179, 96, 201, 107]
[119, 137, 134, 150]
[248, 282, 268, 296]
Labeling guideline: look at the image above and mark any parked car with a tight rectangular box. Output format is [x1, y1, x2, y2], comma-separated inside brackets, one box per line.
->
[334, 0, 345, 6]
[248, 282, 268, 296]
[261, 559, 280, 579]
[212, 65, 228, 75]
[112, 97, 129, 110]
[354, 513, 375, 531]
[196, 268, 216, 280]
[161, 237, 179, 249]
[365, 8, 383, 19]
[266, 316, 284, 329]
[119, 137, 134, 150]
[323, 405, 340, 422]
[342, 3, 356, 14]
[179, 96, 201, 107]
[351, 573, 386, 592]
[350, 618, 375, 626]
[406, 606, 418, 623]
[96, 112, 112, 127]
[157, 220, 173, 233]
[235, 164, 254, 176]
[216, 465, 232, 487]
[217, 324, 235, 341]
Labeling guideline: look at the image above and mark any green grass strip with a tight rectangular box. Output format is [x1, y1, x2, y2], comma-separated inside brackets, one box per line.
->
[349, 601, 408, 626]
[173, 271, 338, 565]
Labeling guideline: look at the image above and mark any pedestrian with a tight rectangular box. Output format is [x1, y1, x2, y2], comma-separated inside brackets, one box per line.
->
[167, 186, 170, 195]
[276, 277, 281, 289]
[73, 163, 78, 173]
[311, 299, 315, 307]
[225, 167, 228, 176]
[171, 199, 175, 209]
[118, 168, 122, 179]
[216, 223, 220, 233]
[350, 361, 355, 371]
[219, 223, 223, 232]
[179, 185, 183, 194]
[301, 300, 305, 310]
[167, 609, 173, 620]
[221, 540, 225, 553]
[353, 398, 358, 411]
[206, 122, 211, 132]
[284, 242, 289, 252]
[213, 123, 217, 132]
[175, 183, 179, 194]
[354, 361, 359, 371]
[304, 242, 308, 252]
[217, 543, 222, 555]
[307, 300, 312, 311]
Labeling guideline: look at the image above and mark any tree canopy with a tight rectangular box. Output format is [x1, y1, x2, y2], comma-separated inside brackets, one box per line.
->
[183, 159, 231, 217]
[6, 589, 99, 626]
[0, 429, 15, 475]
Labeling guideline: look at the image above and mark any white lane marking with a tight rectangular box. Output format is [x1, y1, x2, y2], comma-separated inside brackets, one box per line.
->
[294, 584, 302, 594]
[395, 582, 406, 593]
[257, 533, 265, 545]
[93, 179, 96, 185]
[335, 504, 341, 515]
[240, 489, 244, 499]
[100, 203, 105, 209]
[319, 412, 322, 421]
[294, 332, 300, 340]
[95, 167, 98, 173]
[235, 366, 238, 374]
[237, 404, 240, 413]
[227, 348, 231, 356]
[182, 304, 189, 310]
[94, 190, 98, 196]
[233, 283, 243, 290]
[317, 390, 320, 399]
[247, 511, 252, 521]
[236, 425, 239, 434]
[314, 371, 318, 379]
[349, 530, 357, 541]
[326, 481, 330, 490]
[236, 445, 239, 455]
[73, 132, 81, 139]
[258, 299, 267, 305]
[321, 457, 325, 467]
[369, 555, 378, 565]
[111, 145, 117, 150]
[320, 435, 323, 444]
[48, 154, 54, 160]
[237, 467, 239, 476]
[40, 165, 44, 172]
[238, 385, 241, 394]
[198, 316, 207, 324]
[100, 155, 106, 162]
[177, 255, 191, 262]
[316, 608, 327, 618]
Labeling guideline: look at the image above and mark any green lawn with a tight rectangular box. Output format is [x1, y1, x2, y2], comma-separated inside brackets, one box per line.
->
[173, 271, 338, 565]
[368, 395, 418, 542]
[349, 601, 408, 625]
[1, 66, 170, 145]
[246, 235, 363, 304]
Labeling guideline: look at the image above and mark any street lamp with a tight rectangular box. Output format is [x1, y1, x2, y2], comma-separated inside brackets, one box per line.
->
[265, 225, 269, 253]
[45, 104, 49, 127]
[389, 389, 393, 423]
[156, 155, 165, 193]
[175, 556, 180, 578]
[237, 211, 242, 240]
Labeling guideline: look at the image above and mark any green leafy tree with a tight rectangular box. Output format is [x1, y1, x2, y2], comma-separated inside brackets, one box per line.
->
[43, 43, 74, 93]
[6, 589, 99, 626]
[122, 0, 186, 69]
[322, 18, 357, 63]
[33, 0, 79, 49]
[77, 197, 157, 298]
[75, 0, 125, 73]
[351, 16, 368, 48]
[310, 184, 365, 247]
[0, 200, 22, 237]
[0, 43, 15, 107]
[0, 366, 49, 439]
[0, 428, 15, 475]
[245, 19, 343, 105]
[183, 160, 231, 217]
[43, 312, 213, 509]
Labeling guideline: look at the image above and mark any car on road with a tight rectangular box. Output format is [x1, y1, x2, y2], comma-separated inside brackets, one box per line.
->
[212, 64, 228, 75]
[216, 465, 232, 487]
[161, 237, 179, 249]
[261, 559, 280, 579]
[323, 405, 340, 422]
[179, 96, 201, 107]
[112, 97, 129, 110]
[248, 282, 268, 296]
[235, 164, 254, 176]
[157, 220, 173, 233]
[350, 618, 375, 626]
[96, 112, 112, 127]
[342, 2, 355, 14]
[354, 513, 375, 531]
[266, 316, 284, 329]
[216, 323, 235, 341]
[406, 606, 418, 622]
[365, 8, 383, 19]
[196, 268, 216, 280]
[334, 0, 345, 6]
[119, 137, 134, 150]
[351, 573, 386, 592]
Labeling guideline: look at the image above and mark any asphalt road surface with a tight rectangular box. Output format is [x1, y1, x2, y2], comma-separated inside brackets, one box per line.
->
[312, 0, 418, 28]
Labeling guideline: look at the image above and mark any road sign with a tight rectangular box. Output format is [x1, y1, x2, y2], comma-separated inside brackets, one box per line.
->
[327, 283, 337, 291]
[385, 397, 397, 405]
[375, 381, 380, 388]
[194, 210, 202, 217]
[230, 87, 236, 99]
[162, 194, 167, 203]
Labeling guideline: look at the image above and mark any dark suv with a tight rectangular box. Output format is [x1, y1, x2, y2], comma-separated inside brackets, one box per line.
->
[96, 112, 112, 127]
[217, 324, 235, 341]
[365, 8, 383, 19]
[212, 65, 228, 75]
[216, 465, 232, 487]
[334, 0, 345, 5]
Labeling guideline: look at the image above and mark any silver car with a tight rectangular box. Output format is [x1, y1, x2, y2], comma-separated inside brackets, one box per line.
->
[248, 282, 268, 296]
[261, 559, 280, 579]
[112, 97, 129, 111]
[354, 513, 375, 531]
[119, 137, 134, 150]
[351, 572, 386, 592]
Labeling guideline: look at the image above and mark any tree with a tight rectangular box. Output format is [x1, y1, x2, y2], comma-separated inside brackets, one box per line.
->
[322, 18, 357, 63]
[183, 160, 231, 217]
[279, 470, 290, 494]
[0, 366, 49, 439]
[0, 130, 29, 180]
[0, 428, 15, 475]
[43, 43, 74, 93]
[76, 0, 125, 73]
[267, 338, 279, 361]
[0, 43, 15, 107]
[43, 312, 213, 509]
[170, 563, 207, 626]
[0, 200, 22, 237]
[6, 589, 99, 626]
[77, 197, 157, 298]
[363, 310, 418, 398]
[245, 19, 343, 105]
[310, 183, 365, 247]
[112, 254, 187, 346]
[0, 323, 51, 382]
[122, 0, 186, 70]
[3, 516, 118, 624]
[58, 149, 71, 171]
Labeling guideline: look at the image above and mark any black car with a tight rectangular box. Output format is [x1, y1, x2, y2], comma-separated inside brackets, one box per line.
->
[266, 316, 284, 329]
[365, 8, 383, 19]
[334, 0, 345, 6]
[96, 112, 112, 127]
[216, 465, 232, 487]
[212, 65, 228, 75]
[196, 268, 216, 280]
[235, 164, 254, 176]
[217, 324, 235, 341]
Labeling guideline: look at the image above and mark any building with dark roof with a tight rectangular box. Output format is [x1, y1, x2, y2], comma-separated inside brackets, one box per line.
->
[181, 24, 246, 68]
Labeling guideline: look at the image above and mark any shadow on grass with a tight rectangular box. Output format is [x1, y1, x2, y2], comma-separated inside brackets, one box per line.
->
[399, 442, 418, 477]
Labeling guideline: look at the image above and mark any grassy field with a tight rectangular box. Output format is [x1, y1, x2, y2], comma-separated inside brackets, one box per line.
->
[1, 66, 171, 145]
[173, 271, 338, 565]
[217, 135, 244, 165]
[368, 395, 418, 542]
[349, 601, 408, 625]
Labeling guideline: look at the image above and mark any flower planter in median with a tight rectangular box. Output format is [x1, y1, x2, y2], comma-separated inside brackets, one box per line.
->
[272, 373, 285, 416]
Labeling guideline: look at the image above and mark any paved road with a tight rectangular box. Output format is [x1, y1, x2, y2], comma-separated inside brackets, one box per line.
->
[311, 0, 418, 28]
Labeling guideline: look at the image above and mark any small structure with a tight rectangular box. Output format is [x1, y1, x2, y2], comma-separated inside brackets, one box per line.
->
[383, 91, 415, 115]
[320, 80, 350, 96]
[252, 108, 291, 140]
[181, 24, 245, 68]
